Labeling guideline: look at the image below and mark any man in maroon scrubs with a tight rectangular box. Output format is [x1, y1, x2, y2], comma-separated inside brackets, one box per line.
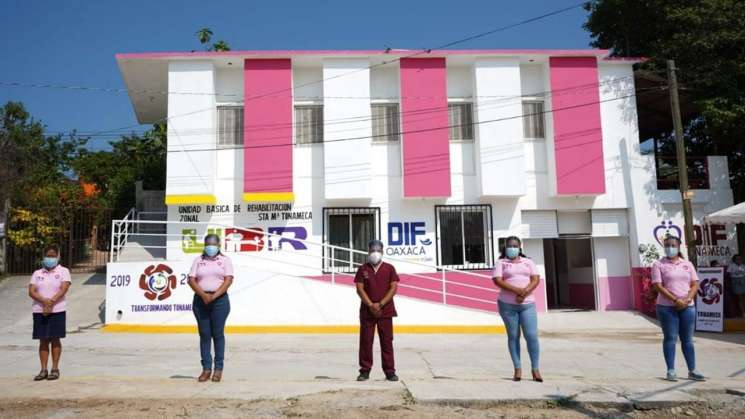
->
[355, 239, 399, 381]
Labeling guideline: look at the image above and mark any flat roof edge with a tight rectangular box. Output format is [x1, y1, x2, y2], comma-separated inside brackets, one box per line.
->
[116, 49, 621, 61]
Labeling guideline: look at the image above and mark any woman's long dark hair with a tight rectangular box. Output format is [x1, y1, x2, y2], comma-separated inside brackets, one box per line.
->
[202, 233, 222, 258]
[499, 236, 528, 259]
[663, 235, 685, 259]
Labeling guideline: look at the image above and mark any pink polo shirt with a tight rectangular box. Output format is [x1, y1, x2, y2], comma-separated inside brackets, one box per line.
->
[492, 257, 539, 305]
[189, 254, 234, 292]
[651, 257, 699, 306]
[29, 265, 71, 313]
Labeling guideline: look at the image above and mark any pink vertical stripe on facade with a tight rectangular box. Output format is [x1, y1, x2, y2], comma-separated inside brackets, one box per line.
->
[243, 59, 293, 195]
[549, 57, 605, 195]
[597, 276, 633, 311]
[399, 58, 451, 197]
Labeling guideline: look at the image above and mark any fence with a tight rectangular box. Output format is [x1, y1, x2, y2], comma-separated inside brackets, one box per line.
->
[5, 208, 113, 274]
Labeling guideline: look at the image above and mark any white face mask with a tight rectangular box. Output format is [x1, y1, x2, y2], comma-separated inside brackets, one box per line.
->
[368, 251, 382, 265]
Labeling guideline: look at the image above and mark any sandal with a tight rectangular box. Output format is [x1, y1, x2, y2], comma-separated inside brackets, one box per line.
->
[47, 369, 60, 380]
[212, 370, 222, 382]
[33, 369, 48, 381]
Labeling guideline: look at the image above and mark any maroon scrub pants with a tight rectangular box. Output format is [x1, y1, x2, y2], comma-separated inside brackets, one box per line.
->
[358, 316, 395, 374]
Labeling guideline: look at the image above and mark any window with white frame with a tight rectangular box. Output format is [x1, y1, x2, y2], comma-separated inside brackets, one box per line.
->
[371, 103, 400, 142]
[522, 100, 545, 139]
[216, 106, 244, 146]
[448, 103, 474, 141]
[295, 105, 324, 144]
[436, 205, 493, 269]
[323, 207, 380, 272]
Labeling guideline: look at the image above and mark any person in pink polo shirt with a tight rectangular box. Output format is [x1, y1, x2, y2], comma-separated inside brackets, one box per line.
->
[491, 236, 542, 382]
[187, 234, 234, 382]
[28, 245, 71, 381]
[651, 235, 705, 382]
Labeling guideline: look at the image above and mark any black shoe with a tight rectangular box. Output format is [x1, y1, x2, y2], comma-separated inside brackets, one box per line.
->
[357, 371, 370, 381]
[385, 373, 399, 382]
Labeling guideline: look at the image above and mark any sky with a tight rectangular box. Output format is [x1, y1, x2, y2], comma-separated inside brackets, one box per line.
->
[0, 0, 594, 150]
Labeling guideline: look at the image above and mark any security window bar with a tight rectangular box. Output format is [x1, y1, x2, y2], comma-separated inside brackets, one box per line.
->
[448, 103, 474, 141]
[371, 103, 400, 142]
[322, 207, 381, 273]
[216, 106, 244, 146]
[435, 205, 493, 270]
[522, 101, 545, 139]
[295, 105, 324, 144]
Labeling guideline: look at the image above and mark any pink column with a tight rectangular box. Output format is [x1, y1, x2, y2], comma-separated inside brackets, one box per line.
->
[549, 57, 605, 195]
[243, 59, 294, 202]
[399, 58, 451, 198]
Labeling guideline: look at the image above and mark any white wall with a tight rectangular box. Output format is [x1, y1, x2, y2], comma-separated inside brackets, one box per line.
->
[473, 58, 526, 196]
[322, 58, 373, 200]
[447, 65, 473, 98]
[293, 65, 323, 100]
[106, 260, 500, 326]
[166, 61, 216, 198]
[214, 67, 242, 103]
[156, 56, 736, 319]
[370, 65, 399, 100]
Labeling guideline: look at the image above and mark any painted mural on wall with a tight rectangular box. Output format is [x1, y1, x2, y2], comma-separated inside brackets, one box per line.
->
[653, 220, 735, 261]
[176, 203, 312, 254]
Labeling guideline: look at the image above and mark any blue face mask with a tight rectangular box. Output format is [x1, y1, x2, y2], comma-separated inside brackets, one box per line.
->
[204, 245, 219, 257]
[665, 246, 679, 258]
[505, 247, 520, 259]
[42, 257, 58, 269]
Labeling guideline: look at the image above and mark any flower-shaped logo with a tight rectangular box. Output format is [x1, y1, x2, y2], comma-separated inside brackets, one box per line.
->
[139, 264, 177, 301]
[697, 277, 722, 305]
[654, 220, 682, 246]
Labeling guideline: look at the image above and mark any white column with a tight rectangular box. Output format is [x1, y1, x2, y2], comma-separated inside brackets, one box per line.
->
[473, 58, 526, 196]
[166, 60, 216, 203]
[322, 58, 372, 200]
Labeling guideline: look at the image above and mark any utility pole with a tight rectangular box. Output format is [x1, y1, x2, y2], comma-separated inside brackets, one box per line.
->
[667, 60, 697, 266]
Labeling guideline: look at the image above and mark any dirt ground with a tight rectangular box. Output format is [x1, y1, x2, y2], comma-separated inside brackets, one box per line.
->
[1, 389, 744, 419]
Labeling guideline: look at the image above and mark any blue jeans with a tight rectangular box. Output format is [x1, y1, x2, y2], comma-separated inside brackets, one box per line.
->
[192, 293, 230, 370]
[656, 304, 696, 372]
[498, 301, 540, 370]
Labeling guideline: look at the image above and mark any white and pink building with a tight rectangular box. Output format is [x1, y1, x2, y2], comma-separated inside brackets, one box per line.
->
[106, 49, 736, 330]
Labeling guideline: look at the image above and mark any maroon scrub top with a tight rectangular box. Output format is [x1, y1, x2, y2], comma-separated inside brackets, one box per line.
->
[354, 261, 400, 318]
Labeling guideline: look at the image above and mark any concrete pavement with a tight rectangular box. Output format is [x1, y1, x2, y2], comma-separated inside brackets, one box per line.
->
[0, 273, 743, 412]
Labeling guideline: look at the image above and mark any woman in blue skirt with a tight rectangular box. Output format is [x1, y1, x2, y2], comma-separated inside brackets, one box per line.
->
[28, 245, 71, 381]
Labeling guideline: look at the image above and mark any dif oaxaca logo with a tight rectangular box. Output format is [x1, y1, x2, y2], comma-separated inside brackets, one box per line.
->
[698, 277, 722, 305]
[139, 264, 177, 301]
[653, 220, 682, 246]
[386, 221, 432, 257]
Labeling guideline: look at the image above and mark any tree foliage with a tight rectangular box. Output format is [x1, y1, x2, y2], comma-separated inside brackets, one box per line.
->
[195, 27, 231, 51]
[584, 0, 745, 197]
[73, 122, 166, 217]
[0, 101, 87, 208]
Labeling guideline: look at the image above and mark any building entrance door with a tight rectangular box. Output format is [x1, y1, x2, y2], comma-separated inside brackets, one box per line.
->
[543, 237, 596, 310]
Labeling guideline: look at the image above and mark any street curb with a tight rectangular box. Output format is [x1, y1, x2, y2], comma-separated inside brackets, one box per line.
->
[410, 397, 635, 411]
[727, 388, 745, 397]
[628, 391, 705, 410]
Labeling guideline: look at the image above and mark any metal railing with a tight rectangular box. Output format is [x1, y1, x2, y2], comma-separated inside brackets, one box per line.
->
[109, 208, 168, 262]
[109, 217, 498, 307]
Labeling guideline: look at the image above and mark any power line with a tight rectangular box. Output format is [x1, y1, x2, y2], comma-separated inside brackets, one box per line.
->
[1, 4, 588, 101]
[35, 1, 591, 140]
[45, 76, 643, 140]
[157, 89, 659, 153]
